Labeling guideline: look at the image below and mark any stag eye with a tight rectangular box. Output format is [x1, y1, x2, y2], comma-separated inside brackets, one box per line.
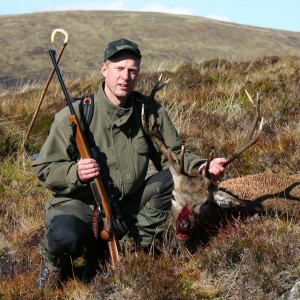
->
[192, 203, 202, 213]
[172, 190, 178, 200]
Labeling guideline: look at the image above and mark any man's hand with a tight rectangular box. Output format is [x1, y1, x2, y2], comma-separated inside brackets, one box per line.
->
[77, 158, 100, 182]
[198, 157, 227, 182]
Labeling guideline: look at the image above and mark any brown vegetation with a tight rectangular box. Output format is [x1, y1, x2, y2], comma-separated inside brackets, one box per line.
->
[0, 55, 300, 299]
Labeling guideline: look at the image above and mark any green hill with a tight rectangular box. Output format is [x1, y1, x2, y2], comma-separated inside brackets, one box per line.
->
[1, 10, 300, 87]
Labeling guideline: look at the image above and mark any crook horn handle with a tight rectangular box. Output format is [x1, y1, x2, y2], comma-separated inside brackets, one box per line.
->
[51, 28, 69, 44]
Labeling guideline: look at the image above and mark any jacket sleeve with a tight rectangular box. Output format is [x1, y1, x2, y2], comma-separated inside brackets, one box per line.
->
[31, 107, 86, 194]
[151, 100, 206, 174]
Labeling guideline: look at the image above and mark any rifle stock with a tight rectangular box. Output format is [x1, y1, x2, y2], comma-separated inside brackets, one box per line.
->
[48, 49, 119, 268]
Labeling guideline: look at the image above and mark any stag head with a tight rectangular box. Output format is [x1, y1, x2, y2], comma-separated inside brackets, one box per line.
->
[142, 77, 263, 241]
[170, 163, 211, 241]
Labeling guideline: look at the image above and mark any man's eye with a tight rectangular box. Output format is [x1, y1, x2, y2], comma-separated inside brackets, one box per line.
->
[130, 70, 138, 75]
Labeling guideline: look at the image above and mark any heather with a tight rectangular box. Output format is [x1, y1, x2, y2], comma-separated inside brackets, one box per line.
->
[0, 55, 299, 299]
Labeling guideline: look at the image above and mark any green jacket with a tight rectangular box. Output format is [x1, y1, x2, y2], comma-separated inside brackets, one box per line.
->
[32, 82, 205, 208]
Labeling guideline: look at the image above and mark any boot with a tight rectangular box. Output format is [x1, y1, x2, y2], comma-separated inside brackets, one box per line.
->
[34, 257, 61, 290]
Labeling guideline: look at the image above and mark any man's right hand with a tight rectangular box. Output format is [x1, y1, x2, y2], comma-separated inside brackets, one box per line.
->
[77, 158, 100, 182]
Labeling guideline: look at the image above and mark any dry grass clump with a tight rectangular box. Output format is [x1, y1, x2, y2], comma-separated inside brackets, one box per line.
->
[197, 216, 300, 298]
[93, 252, 185, 300]
[91, 250, 218, 300]
[0, 55, 300, 299]
[0, 153, 47, 233]
[0, 153, 47, 299]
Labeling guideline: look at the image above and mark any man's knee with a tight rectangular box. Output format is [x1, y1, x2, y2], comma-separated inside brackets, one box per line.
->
[157, 169, 173, 195]
[148, 169, 173, 211]
[45, 215, 91, 257]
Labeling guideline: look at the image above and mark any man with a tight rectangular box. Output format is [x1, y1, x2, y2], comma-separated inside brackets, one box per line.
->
[32, 38, 226, 289]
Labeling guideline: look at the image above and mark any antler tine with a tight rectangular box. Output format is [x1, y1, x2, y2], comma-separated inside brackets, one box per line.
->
[223, 90, 264, 167]
[141, 74, 170, 135]
[244, 90, 261, 141]
[145, 74, 171, 131]
[149, 74, 171, 103]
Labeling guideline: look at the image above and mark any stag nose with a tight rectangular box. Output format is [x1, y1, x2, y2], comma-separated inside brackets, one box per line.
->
[177, 218, 193, 233]
[176, 205, 194, 233]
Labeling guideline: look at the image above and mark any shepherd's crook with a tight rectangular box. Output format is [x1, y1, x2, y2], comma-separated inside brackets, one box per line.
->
[20, 28, 69, 151]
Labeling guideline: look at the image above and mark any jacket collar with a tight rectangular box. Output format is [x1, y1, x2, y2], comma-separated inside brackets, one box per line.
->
[95, 81, 133, 125]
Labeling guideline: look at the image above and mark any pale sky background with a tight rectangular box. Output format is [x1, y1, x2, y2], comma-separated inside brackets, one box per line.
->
[1, 0, 300, 32]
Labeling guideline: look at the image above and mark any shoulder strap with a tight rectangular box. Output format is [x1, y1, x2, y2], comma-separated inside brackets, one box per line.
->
[67, 94, 95, 160]
[71, 94, 94, 130]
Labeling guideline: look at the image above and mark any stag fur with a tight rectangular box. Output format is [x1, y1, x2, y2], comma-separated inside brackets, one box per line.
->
[217, 173, 300, 213]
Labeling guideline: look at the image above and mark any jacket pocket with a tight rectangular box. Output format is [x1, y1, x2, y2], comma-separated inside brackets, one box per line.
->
[132, 134, 150, 155]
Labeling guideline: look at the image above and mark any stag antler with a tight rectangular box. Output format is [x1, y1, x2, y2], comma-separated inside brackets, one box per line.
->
[205, 90, 263, 176]
[223, 90, 264, 167]
[204, 91, 263, 179]
[149, 74, 171, 104]
[141, 75, 185, 173]
[142, 74, 171, 134]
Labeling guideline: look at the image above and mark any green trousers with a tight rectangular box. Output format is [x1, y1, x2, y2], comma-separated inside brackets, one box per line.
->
[119, 168, 173, 247]
[42, 168, 173, 268]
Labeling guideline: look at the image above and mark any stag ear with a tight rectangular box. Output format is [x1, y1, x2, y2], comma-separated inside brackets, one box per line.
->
[212, 190, 240, 208]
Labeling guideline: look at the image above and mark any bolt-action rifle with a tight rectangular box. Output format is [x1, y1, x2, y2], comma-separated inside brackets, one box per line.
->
[48, 49, 119, 268]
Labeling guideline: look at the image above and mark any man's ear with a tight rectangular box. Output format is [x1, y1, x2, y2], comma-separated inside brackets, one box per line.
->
[101, 62, 107, 77]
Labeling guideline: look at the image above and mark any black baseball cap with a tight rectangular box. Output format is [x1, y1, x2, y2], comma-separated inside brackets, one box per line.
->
[104, 38, 142, 61]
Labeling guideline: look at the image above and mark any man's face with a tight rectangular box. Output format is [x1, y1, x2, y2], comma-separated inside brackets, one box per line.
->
[101, 51, 140, 107]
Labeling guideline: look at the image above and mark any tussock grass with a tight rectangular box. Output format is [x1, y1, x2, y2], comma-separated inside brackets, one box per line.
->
[1, 55, 300, 299]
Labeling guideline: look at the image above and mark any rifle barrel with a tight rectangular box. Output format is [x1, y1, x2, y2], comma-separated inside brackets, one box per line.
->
[48, 49, 75, 116]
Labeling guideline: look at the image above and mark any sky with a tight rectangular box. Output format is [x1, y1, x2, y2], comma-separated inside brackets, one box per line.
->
[1, 0, 300, 32]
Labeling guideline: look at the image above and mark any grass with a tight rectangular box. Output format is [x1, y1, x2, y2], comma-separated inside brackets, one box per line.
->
[0, 55, 300, 299]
